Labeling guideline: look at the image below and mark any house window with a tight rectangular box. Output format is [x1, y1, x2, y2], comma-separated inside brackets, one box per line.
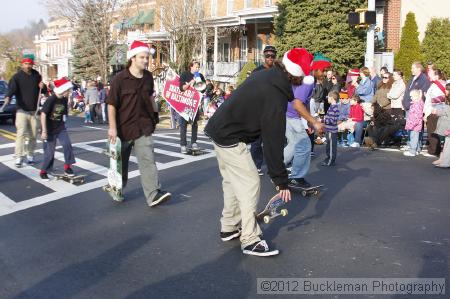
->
[240, 36, 247, 62]
[244, 0, 252, 9]
[211, 0, 217, 17]
[227, 0, 234, 15]
[222, 43, 230, 62]
[256, 38, 263, 63]
[264, 0, 272, 6]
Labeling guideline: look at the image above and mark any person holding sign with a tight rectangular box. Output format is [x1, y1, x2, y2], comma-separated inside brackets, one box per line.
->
[179, 61, 206, 154]
[106, 40, 171, 207]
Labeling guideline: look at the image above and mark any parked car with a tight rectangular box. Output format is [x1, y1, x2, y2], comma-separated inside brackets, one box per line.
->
[0, 80, 17, 124]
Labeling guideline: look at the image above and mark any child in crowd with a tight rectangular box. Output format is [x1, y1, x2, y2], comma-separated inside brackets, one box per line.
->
[224, 85, 234, 101]
[206, 101, 218, 119]
[404, 89, 424, 157]
[40, 77, 76, 180]
[431, 83, 450, 168]
[322, 91, 340, 166]
[84, 103, 92, 123]
[338, 95, 365, 147]
[212, 88, 225, 107]
[337, 93, 350, 146]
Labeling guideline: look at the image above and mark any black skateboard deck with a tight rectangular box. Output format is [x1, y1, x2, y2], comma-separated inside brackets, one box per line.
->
[290, 184, 324, 197]
[186, 148, 206, 156]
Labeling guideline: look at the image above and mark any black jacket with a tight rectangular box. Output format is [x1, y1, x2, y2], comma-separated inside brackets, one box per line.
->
[402, 73, 430, 111]
[7, 69, 42, 111]
[205, 65, 293, 189]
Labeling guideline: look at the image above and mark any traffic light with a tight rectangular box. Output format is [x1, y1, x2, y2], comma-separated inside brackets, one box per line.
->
[348, 10, 376, 27]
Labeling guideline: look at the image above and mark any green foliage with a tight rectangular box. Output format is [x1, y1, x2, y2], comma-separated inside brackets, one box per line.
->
[394, 12, 423, 80]
[422, 18, 450, 77]
[5, 59, 21, 81]
[274, 0, 367, 74]
[71, 28, 101, 81]
[237, 61, 257, 86]
[70, 3, 112, 82]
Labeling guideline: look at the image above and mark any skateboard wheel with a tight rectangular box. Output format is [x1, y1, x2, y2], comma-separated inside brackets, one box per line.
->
[281, 209, 288, 217]
[263, 215, 271, 224]
[301, 190, 307, 197]
[314, 190, 319, 195]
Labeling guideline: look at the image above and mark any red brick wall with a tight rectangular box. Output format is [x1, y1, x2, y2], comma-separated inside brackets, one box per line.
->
[384, 0, 401, 52]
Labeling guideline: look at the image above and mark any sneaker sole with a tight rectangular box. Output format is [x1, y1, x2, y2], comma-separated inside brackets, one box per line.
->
[150, 193, 171, 207]
[242, 249, 280, 256]
[221, 231, 241, 242]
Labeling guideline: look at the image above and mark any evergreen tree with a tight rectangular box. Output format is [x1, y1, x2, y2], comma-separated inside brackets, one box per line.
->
[422, 18, 450, 77]
[71, 28, 100, 80]
[274, 0, 367, 74]
[394, 12, 423, 80]
[237, 61, 257, 86]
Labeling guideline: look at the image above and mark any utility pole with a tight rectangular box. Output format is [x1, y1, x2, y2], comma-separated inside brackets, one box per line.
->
[365, 0, 376, 68]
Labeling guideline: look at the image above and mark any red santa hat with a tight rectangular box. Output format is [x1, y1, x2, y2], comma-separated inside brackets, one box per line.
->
[53, 77, 73, 94]
[348, 69, 360, 76]
[21, 54, 35, 65]
[282, 48, 315, 85]
[127, 40, 150, 60]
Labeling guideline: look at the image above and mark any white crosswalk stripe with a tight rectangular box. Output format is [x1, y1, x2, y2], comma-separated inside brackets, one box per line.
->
[0, 133, 216, 217]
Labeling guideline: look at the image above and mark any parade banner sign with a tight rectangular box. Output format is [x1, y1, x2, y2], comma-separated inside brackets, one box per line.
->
[162, 68, 201, 121]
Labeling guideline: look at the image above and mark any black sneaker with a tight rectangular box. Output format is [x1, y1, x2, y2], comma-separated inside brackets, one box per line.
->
[40, 173, 50, 181]
[321, 161, 335, 167]
[243, 240, 279, 257]
[220, 229, 241, 241]
[288, 178, 311, 188]
[257, 169, 264, 176]
[150, 190, 171, 207]
[64, 168, 75, 177]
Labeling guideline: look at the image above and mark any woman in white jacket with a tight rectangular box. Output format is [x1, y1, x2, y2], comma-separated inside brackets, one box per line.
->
[387, 69, 405, 118]
[424, 68, 447, 156]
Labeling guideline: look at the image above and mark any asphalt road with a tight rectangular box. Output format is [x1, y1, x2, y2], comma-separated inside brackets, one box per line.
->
[0, 116, 449, 299]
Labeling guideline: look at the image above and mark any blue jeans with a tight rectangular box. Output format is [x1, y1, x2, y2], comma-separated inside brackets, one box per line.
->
[250, 137, 264, 169]
[409, 131, 421, 155]
[284, 118, 311, 179]
[203, 97, 210, 115]
[354, 121, 364, 144]
[42, 129, 76, 172]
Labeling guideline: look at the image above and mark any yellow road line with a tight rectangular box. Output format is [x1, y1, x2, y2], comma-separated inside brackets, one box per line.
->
[0, 132, 16, 141]
[0, 129, 16, 137]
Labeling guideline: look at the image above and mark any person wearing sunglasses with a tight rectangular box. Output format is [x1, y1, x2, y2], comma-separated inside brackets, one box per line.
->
[372, 72, 394, 111]
[250, 45, 277, 175]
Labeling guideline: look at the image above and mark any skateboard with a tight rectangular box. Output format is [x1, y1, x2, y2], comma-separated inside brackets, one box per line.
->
[290, 184, 324, 197]
[53, 173, 85, 184]
[102, 137, 124, 202]
[256, 194, 288, 224]
[186, 147, 206, 156]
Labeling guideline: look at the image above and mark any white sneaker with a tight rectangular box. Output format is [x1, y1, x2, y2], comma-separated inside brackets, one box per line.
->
[15, 157, 22, 167]
[350, 142, 360, 148]
[421, 152, 434, 157]
[27, 155, 34, 164]
[191, 143, 199, 150]
[400, 146, 410, 151]
[403, 152, 416, 157]
[180, 146, 188, 154]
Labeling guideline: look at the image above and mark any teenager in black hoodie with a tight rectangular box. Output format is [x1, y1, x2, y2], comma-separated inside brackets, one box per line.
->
[205, 48, 322, 257]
